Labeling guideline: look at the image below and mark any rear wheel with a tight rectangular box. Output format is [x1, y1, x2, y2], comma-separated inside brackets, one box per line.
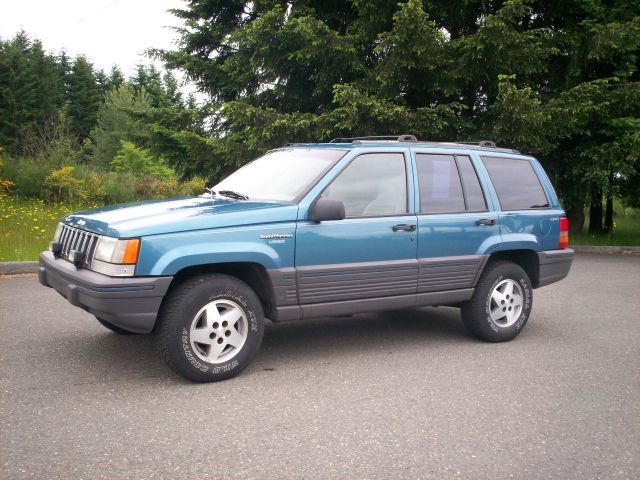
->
[155, 274, 264, 382]
[461, 261, 533, 342]
[96, 317, 138, 335]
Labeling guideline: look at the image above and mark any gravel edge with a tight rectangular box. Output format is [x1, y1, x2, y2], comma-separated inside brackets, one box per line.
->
[2, 246, 639, 275]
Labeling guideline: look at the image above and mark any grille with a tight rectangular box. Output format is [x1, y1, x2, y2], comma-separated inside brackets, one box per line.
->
[57, 224, 100, 267]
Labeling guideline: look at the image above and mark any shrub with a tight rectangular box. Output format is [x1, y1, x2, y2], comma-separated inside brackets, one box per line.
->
[0, 178, 14, 199]
[42, 166, 85, 202]
[1, 156, 54, 198]
[0, 149, 15, 199]
[134, 176, 179, 199]
[112, 141, 174, 180]
[178, 176, 206, 196]
[102, 172, 137, 204]
[82, 172, 106, 203]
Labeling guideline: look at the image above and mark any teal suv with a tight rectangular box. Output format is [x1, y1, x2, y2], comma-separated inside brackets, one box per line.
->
[39, 135, 574, 382]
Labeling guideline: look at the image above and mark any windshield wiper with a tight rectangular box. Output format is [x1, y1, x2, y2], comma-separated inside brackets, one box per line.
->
[218, 190, 249, 200]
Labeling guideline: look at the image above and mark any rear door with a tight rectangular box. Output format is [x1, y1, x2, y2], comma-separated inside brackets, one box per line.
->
[295, 151, 418, 305]
[413, 151, 500, 293]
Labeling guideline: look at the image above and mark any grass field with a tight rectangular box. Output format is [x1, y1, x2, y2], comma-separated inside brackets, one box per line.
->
[0, 197, 638, 262]
[0, 197, 101, 262]
[570, 209, 640, 246]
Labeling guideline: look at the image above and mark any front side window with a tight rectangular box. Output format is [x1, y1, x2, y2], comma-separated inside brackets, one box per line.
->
[214, 148, 346, 202]
[321, 153, 407, 217]
[482, 156, 549, 210]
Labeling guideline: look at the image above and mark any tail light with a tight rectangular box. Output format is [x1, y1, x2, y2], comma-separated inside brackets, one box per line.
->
[559, 217, 569, 249]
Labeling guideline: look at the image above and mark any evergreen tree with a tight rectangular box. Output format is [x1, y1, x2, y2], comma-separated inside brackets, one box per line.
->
[163, 71, 183, 108]
[107, 65, 125, 90]
[0, 31, 38, 152]
[91, 84, 152, 168]
[67, 55, 100, 141]
[0, 31, 64, 153]
[29, 39, 66, 147]
[94, 68, 109, 96]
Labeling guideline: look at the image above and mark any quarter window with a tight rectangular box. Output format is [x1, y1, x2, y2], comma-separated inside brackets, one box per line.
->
[482, 156, 549, 210]
[321, 153, 407, 217]
[415, 154, 465, 213]
[457, 155, 487, 211]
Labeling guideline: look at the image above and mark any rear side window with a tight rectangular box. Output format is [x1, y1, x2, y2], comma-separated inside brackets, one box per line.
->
[482, 156, 549, 210]
[321, 153, 407, 217]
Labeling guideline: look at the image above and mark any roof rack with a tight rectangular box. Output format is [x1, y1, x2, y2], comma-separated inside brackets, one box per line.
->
[457, 140, 497, 148]
[329, 134, 417, 143]
[291, 135, 519, 153]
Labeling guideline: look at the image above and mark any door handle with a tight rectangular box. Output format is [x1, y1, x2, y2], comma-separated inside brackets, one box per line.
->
[392, 224, 416, 232]
[475, 218, 496, 226]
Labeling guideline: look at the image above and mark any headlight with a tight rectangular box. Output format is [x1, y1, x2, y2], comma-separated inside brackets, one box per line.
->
[92, 237, 140, 277]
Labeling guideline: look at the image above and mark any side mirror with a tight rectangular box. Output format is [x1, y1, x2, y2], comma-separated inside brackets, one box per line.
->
[309, 197, 345, 222]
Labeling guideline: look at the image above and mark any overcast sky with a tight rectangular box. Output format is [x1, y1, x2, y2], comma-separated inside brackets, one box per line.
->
[0, 0, 188, 79]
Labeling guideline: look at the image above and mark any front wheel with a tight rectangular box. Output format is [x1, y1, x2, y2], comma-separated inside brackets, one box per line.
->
[155, 274, 265, 382]
[461, 261, 533, 342]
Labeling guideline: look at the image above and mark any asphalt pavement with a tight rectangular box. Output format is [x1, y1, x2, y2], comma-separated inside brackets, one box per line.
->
[1, 254, 639, 480]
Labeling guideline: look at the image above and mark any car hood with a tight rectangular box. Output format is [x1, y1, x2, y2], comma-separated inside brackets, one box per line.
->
[63, 196, 299, 238]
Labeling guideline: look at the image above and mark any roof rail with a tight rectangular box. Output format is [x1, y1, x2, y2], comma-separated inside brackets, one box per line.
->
[457, 140, 497, 148]
[329, 134, 417, 144]
[288, 136, 519, 153]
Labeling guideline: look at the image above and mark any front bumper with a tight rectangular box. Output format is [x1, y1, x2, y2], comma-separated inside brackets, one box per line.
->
[38, 251, 172, 333]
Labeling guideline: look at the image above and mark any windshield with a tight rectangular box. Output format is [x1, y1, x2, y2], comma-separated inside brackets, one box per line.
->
[213, 148, 346, 202]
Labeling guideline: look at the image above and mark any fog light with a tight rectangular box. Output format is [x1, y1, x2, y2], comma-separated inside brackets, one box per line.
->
[49, 241, 62, 257]
[69, 250, 85, 267]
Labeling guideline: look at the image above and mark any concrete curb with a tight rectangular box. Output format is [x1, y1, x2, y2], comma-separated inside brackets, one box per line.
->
[1, 245, 639, 275]
[571, 245, 640, 254]
[0, 261, 39, 275]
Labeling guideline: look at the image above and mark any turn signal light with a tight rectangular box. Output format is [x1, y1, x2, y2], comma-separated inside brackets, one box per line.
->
[559, 217, 569, 249]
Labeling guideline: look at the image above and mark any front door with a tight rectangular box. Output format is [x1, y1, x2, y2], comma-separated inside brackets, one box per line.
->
[295, 151, 418, 305]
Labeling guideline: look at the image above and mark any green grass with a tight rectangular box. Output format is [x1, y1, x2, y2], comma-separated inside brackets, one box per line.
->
[570, 208, 640, 246]
[0, 197, 102, 261]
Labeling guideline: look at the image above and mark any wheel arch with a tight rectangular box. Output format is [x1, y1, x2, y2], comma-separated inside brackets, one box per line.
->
[486, 249, 541, 288]
[162, 262, 277, 319]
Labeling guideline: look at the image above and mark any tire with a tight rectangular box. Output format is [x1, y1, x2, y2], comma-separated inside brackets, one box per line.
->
[155, 274, 265, 382]
[96, 317, 139, 335]
[461, 261, 533, 342]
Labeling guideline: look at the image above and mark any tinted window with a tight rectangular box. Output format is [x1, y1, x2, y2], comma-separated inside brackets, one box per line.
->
[416, 154, 465, 213]
[482, 156, 549, 210]
[457, 155, 487, 211]
[321, 153, 407, 217]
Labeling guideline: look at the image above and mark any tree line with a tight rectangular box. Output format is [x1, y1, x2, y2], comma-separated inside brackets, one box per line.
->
[2, 0, 639, 234]
[0, 31, 204, 203]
